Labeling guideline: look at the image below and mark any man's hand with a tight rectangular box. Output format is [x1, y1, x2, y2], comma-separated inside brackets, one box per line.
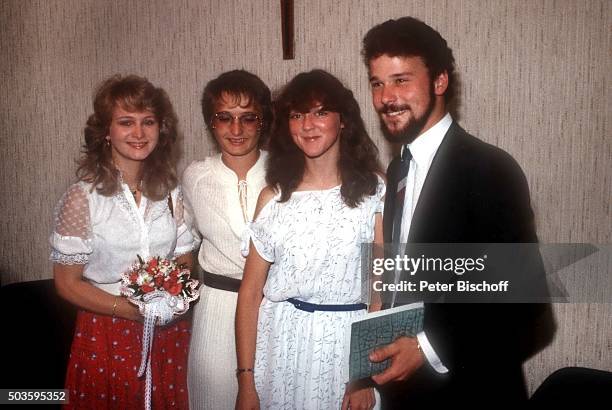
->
[369, 336, 424, 385]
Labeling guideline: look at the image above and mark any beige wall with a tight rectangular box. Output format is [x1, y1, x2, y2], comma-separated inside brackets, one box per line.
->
[1, 0, 610, 392]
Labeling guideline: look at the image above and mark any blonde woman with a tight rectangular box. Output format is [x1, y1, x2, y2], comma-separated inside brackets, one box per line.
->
[51, 75, 197, 409]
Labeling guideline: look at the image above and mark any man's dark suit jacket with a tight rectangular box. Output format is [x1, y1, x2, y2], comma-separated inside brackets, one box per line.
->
[381, 122, 544, 406]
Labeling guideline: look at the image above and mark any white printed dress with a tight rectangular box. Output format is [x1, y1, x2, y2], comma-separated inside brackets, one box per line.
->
[243, 178, 385, 410]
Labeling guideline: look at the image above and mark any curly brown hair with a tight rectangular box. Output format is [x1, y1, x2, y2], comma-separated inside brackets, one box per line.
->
[268, 69, 381, 208]
[362, 17, 456, 102]
[76, 75, 179, 200]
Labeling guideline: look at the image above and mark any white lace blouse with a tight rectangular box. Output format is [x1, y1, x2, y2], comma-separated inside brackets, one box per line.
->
[49, 181, 199, 295]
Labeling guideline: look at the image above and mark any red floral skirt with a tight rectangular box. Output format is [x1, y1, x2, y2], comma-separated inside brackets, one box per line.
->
[64, 310, 190, 409]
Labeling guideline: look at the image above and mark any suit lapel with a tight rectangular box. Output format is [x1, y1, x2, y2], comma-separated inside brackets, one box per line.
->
[408, 122, 464, 243]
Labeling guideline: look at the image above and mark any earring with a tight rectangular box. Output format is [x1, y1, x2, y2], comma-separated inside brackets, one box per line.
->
[105, 137, 110, 147]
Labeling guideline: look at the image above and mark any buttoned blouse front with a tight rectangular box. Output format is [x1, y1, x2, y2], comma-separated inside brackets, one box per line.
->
[49, 181, 198, 295]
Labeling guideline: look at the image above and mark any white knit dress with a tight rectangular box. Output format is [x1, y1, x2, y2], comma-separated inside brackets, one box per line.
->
[182, 152, 267, 410]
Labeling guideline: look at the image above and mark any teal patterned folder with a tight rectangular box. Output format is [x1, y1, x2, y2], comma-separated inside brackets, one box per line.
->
[345, 302, 425, 382]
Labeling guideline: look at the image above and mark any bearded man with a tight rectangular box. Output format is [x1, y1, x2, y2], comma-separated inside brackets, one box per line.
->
[363, 17, 546, 406]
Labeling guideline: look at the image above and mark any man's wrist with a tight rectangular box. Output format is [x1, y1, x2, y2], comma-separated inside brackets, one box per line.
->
[415, 337, 423, 356]
[417, 331, 449, 374]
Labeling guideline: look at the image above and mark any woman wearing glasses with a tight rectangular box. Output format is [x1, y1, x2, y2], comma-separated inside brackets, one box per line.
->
[182, 70, 272, 410]
[236, 70, 384, 410]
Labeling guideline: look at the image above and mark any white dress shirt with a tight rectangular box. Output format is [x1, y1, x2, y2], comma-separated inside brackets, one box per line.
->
[399, 112, 453, 374]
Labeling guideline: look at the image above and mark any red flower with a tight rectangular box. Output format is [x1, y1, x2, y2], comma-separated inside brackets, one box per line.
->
[141, 283, 155, 293]
[129, 272, 139, 283]
[167, 282, 183, 296]
[163, 276, 184, 295]
[123, 256, 195, 302]
[163, 277, 175, 291]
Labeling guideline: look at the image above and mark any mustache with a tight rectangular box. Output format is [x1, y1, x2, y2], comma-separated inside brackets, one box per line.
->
[377, 104, 410, 115]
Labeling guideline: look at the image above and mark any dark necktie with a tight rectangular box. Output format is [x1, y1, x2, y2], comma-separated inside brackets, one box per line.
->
[392, 145, 412, 245]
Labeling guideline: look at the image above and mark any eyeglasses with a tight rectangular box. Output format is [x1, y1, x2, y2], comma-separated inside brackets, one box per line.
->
[212, 112, 260, 128]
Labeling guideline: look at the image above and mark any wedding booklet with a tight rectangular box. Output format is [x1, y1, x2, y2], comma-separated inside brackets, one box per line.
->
[344, 302, 425, 382]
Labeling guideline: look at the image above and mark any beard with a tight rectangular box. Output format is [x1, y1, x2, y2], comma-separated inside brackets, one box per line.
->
[378, 86, 436, 145]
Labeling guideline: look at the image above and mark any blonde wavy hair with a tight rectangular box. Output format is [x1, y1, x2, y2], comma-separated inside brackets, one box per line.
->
[76, 74, 179, 200]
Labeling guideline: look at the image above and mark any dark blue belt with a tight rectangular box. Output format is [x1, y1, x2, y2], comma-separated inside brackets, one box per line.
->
[286, 298, 367, 313]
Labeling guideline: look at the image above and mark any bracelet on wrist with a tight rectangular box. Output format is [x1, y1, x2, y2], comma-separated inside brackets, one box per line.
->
[112, 296, 119, 318]
[236, 368, 254, 377]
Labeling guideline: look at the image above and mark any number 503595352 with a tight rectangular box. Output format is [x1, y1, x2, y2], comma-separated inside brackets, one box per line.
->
[0, 389, 68, 404]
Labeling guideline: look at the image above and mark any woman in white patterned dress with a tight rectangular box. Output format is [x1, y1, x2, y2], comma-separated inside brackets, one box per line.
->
[236, 70, 384, 410]
[183, 70, 273, 410]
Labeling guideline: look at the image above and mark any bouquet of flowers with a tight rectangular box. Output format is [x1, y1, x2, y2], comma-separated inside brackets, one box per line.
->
[120, 255, 199, 410]
[121, 255, 199, 318]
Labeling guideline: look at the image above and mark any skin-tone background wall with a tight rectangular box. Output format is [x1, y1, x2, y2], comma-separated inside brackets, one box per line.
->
[1, 0, 610, 393]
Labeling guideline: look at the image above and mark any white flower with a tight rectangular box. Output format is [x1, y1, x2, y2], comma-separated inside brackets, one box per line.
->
[137, 272, 152, 285]
[158, 263, 172, 275]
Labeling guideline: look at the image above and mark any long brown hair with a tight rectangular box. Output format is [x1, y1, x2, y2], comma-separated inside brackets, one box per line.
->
[76, 75, 179, 200]
[268, 69, 381, 207]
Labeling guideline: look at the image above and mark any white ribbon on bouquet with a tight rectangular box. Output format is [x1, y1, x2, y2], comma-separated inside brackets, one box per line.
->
[120, 258, 200, 410]
[136, 291, 183, 410]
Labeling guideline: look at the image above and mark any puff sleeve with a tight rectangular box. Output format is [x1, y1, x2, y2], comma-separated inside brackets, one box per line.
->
[359, 177, 386, 243]
[374, 176, 386, 214]
[49, 183, 93, 265]
[240, 198, 277, 263]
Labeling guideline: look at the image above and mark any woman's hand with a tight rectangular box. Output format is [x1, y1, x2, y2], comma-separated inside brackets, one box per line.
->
[236, 384, 260, 410]
[116, 296, 143, 322]
[54, 263, 143, 322]
[234, 189, 275, 410]
[341, 386, 376, 410]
